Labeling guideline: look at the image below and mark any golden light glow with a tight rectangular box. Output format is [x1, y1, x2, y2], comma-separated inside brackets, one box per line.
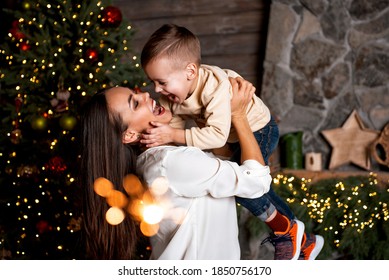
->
[106, 190, 128, 208]
[105, 207, 125, 225]
[150, 177, 169, 196]
[123, 174, 143, 198]
[140, 221, 159, 237]
[94, 177, 114, 197]
[272, 172, 389, 249]
[127, 199, 144, 220]
[142, 204, 163, 225]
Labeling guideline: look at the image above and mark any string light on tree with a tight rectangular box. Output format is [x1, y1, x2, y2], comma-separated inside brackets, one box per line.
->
[0, 0, 145, 259]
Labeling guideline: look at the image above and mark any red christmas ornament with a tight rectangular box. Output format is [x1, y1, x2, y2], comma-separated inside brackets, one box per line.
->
[15, 96, 23, 112]
[133, 86, 142, 93]
[36, 220, 52, 234]
[19, 41, 31, 51]
[9, 20, 25, 40]
[12, 20, 19, 28]
[101, 6, 122, 28]
[45, 156, 67, 174]
[85, 48, 99, 62]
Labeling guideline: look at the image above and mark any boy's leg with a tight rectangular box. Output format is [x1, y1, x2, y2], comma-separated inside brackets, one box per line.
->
[232, 117, 311, 260]
[264, 187, 294, 219]
[231, 116, 294, 220]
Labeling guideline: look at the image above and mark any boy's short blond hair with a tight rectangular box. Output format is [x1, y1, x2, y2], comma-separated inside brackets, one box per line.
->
[141, 24, 201, 70]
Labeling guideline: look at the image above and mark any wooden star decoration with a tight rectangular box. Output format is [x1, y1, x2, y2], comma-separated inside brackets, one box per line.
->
[321, 110, 380, 170]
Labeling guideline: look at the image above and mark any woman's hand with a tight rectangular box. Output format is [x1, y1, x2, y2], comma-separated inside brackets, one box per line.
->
[228, 76, 265, 165]
[229, 77, 255, 122]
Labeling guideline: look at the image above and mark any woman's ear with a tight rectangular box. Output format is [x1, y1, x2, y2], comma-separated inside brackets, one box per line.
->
[186, 62, 197, 80]
[122, 130, 141, 144]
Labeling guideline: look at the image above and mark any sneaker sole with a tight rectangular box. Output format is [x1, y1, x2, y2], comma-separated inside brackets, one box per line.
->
[308, 235, 324, 260]
[292, 220, 305, 260]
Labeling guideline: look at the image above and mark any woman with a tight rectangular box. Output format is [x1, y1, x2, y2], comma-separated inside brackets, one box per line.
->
[79, 77, 272, 259]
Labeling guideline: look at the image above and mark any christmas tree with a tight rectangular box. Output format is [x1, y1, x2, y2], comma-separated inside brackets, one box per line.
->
[0, 0, 145, 259]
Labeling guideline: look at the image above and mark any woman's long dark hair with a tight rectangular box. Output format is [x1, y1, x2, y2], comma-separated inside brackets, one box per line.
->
[79, 90, 140, 259]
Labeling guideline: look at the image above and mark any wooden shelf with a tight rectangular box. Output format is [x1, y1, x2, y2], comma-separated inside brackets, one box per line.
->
[273, 169, 389, 188]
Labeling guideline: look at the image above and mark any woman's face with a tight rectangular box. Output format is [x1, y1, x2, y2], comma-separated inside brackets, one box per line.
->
[105, 87, 172, 136]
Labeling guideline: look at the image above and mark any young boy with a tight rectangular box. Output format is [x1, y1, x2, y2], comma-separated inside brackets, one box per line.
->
[140, 23, 324, 260]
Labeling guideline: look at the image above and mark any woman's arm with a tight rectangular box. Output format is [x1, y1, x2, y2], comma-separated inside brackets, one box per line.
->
[162, 77, 271, 199]
[229, 77, 266, 165]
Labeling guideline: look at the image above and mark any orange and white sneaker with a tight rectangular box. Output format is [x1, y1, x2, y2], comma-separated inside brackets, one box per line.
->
[262, 219, 305, 260]
[298, 233, 324, 260]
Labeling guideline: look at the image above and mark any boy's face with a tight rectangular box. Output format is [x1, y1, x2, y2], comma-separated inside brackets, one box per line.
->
[144, 56, 196, 104]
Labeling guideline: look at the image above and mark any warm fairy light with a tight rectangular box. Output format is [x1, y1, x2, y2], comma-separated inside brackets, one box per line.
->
[127, 198, 144, 220]
[94, 177, 114, 197]
[142, 204, 163, 225]
[123, 174, 143, 198]
[150, 177, 169, 196]
[272, 172, 389, 250]
[140, 221, 159, 237]
[106, 207, 125, 225]
[95, 175, 169, 237]
[106, 190, 128, 208]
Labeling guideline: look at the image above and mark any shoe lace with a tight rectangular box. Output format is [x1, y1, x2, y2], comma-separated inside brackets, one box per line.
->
[299, 250, 306, 259]
[261, 233, 292, 247]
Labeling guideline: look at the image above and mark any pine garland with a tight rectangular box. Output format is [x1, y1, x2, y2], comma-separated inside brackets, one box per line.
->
[242, 173, 389, 259]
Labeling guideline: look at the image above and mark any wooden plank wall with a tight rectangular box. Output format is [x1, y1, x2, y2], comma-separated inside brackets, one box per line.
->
[113, 0, 270, 91]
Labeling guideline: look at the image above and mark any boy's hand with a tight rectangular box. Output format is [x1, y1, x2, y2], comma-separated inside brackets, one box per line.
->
[141, 121, 175, 147]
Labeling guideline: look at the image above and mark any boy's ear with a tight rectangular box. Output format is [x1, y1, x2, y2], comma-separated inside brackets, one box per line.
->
[122, 130, 141, 144]
[186, 62, 197, 80]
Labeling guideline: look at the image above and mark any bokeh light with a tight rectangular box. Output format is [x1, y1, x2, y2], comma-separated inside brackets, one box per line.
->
[150, 176, 169, 196]
[105, 207, 125, 225]
[94, 177, 114, 197]
[123, 174, 143, 198]
[94, 175, 171, 236]
[106, 189, 128, 208]
[142, 204, 164, 225]
[140, 221, 159, 237]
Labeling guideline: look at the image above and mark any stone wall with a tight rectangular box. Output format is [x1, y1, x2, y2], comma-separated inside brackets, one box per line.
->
[261, 0, 389, 171]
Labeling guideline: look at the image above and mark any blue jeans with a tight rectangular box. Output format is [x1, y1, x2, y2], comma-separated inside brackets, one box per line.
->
[229, 116, 295, 220]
